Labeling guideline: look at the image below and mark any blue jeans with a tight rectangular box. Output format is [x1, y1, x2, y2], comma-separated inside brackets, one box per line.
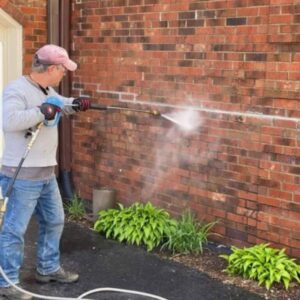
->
[0, 174, 65, 287]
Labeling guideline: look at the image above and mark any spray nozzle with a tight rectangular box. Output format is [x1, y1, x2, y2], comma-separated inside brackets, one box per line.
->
[0, 202, 7, 230]
[150, 110, 161, 117]
[0, 187, 6, 230]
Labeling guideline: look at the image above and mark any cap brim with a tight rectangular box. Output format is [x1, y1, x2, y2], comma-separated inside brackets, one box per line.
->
[63, 59, 77, 71]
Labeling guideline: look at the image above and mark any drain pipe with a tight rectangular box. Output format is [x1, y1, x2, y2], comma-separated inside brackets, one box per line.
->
[48, 0, 74, 200]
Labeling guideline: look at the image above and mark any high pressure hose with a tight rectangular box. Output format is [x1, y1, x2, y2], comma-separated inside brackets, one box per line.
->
[0, 122, 44, 228]
[0, 266, 169, 300]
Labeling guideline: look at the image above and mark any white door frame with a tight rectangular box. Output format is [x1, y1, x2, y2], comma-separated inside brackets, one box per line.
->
[0, 9, 22, 84]
[0, 9, 22, 160]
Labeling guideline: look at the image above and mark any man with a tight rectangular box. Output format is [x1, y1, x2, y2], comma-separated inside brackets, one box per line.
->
[0, 44, 90, 300]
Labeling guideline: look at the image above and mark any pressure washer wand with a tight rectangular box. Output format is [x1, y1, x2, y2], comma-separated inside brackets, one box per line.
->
[68, 103, 161, 116]
[0, 122, 43, 229]
[90, 103, 161, 116]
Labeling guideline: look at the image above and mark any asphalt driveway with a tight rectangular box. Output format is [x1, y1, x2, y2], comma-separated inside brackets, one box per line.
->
[18, 220, 263, 300]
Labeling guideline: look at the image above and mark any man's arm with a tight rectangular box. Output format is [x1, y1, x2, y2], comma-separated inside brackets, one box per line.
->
[3, 90, 44, 132]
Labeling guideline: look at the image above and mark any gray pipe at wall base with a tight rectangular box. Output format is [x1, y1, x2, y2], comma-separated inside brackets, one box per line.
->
[93, 188, 116, 220]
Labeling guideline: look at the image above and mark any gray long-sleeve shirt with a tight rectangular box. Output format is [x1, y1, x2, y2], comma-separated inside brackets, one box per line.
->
[2, 75, 75, 168]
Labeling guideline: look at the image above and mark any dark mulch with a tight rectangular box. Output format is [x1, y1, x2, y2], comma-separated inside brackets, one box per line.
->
[157, 246, 300, 300]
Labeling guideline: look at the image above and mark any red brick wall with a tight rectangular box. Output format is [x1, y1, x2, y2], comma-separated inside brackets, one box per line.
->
[71, 0, 300, 257]
[0, 0, 47, 72]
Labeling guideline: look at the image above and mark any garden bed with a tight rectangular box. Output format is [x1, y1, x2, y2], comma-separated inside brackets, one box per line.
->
[70, 210, 300, 300]
[157, 246, 300, 300]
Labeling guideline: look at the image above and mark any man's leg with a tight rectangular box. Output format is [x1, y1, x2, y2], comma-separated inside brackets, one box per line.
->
[35, 176, 78, 283]
[0, 177, 41, 299]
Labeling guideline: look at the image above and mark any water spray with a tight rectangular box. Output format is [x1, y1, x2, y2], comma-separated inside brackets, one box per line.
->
[160, 109, 201, 131]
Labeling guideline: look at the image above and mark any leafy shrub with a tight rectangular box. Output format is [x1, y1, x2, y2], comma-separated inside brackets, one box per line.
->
[64, 194, 86, 221]
[220, 243, 300, 290]
[161, 211, 218, 254]
[93, 202, 176, 251]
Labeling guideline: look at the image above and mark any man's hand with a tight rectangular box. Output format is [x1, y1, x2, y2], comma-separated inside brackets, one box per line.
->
[40, 97, 64, 127]
[72, 97, 91, 112]
[40, 103, 61, 120]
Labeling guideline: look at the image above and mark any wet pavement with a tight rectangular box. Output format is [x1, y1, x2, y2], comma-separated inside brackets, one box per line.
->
[18, 220, 263, 300]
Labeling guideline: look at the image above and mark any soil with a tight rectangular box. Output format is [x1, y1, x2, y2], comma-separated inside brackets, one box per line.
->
[71, 216, 300, 300]
[157, 248, 300, 300]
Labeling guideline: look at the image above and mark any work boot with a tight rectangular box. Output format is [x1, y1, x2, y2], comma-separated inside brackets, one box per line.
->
[0, 285, 33, 300]
[35, 267, 79, 283]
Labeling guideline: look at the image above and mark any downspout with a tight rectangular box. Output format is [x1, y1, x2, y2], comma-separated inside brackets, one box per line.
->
[48, 0, 74, 200]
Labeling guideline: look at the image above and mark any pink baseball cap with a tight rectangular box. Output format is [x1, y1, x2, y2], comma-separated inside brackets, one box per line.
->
[35, 44, 77, 71]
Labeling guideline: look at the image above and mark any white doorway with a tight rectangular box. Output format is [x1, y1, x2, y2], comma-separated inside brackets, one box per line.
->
[0, 9, 22, 161]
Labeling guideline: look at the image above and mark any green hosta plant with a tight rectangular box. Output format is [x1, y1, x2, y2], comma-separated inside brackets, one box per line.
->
[220, 243, 300, 290]
[64, 194, 86, 221]
[161, 211, 218, 254]
[94, 202, 176, 251]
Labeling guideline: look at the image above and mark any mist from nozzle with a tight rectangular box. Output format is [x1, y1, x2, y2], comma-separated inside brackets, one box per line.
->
[141, 108, 203, 201]
[161, 109, 201, 131]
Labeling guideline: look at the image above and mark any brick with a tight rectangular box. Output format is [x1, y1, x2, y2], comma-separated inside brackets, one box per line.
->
[269, 189, 292, 201]
[226, 227, 248, 242]
[258, 196, 281, 207]
[257, 221, 268, 231]
[226, 17, 247, 26]
[245, 53, 267, 61]
[178, 28, 195, 35]
[178, 11, 196, 20]
[189, 2, 206, 10]
[270, 14, 293, 24]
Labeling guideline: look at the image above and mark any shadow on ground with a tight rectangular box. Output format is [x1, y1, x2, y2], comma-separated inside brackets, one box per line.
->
[20, 220, 263, 300]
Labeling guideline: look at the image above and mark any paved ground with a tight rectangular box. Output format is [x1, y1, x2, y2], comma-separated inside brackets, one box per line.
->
[16, 220, 264, 300]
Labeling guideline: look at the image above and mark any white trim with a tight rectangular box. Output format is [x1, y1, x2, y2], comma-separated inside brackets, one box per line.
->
[0, 9, 23, 161]
[0, 41, 3, 159]
[0, 8, 22, 85]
